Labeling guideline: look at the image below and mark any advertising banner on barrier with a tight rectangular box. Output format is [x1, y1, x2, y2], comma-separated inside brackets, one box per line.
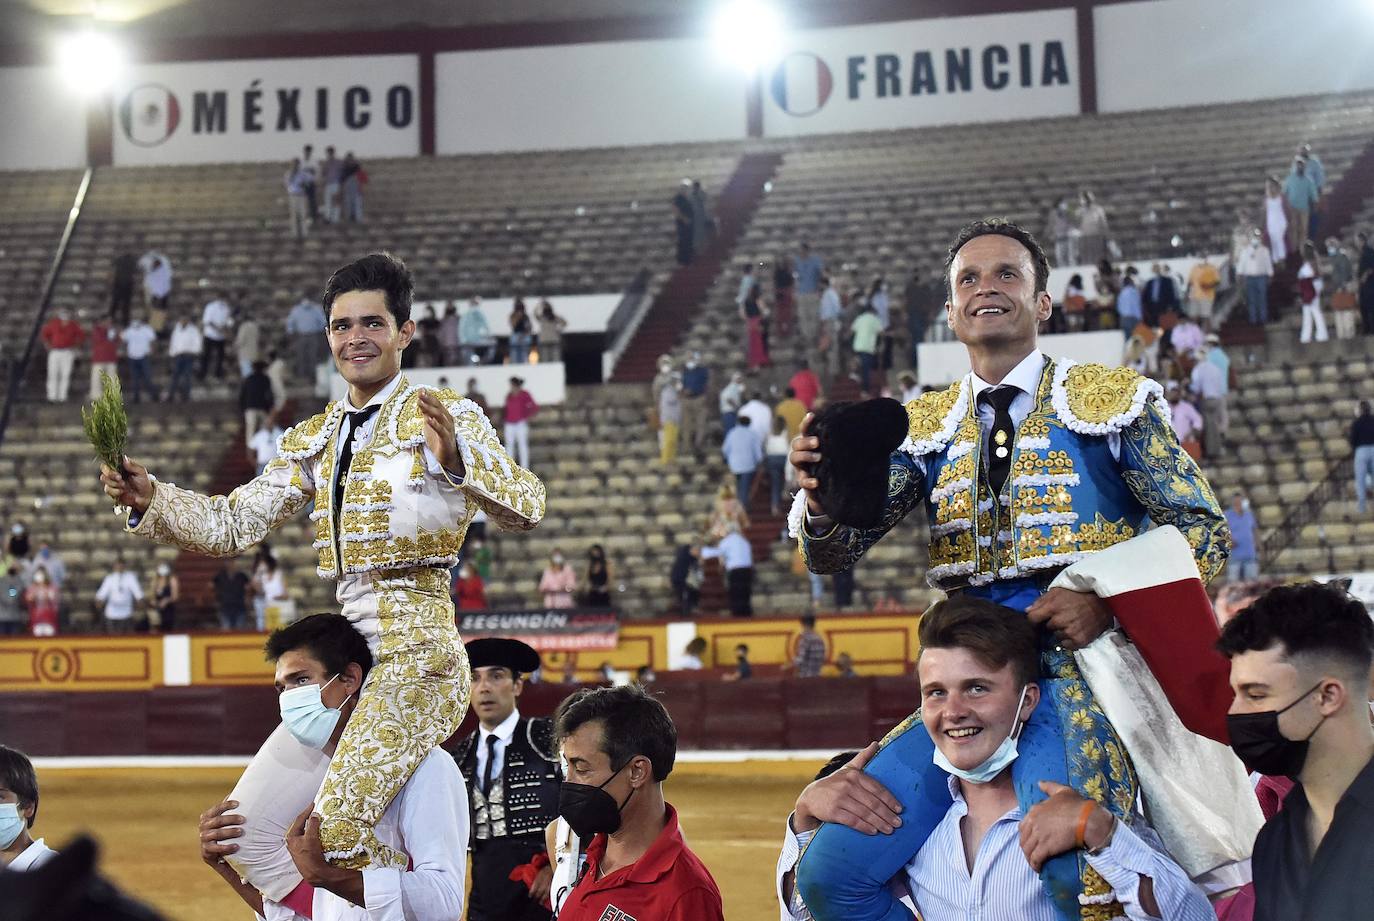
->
[435, 40, 749, 154]
[763, 8, 1079, 137]
[112, 54, 419, 166]
[458, 609, 621, 651]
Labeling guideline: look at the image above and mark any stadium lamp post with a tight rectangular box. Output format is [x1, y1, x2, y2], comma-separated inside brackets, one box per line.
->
[56, 29, 127, 97]
[711, 1, 785, 138]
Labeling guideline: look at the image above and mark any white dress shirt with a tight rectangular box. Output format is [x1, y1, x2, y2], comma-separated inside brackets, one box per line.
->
[475, 708, 521, 790]
[121, 323, 158, 360]
[202, 299, 234, 341]
[334, 374, 457, 485]
[261, 748, 470, 921]
[700, 531, 753, 571]
[95, 570, 143, 619]
[7, 837, 57, 871]
[169, 322, 204, 356]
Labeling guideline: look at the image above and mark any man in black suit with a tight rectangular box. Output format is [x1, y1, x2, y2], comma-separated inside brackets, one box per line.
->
[1143, 262, 1181, 325]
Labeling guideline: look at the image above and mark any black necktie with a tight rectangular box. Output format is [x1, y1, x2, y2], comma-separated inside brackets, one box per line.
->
[482, 734, 499, 794]
[981, 386, 1019, 497]
[333, 405, 381, 526]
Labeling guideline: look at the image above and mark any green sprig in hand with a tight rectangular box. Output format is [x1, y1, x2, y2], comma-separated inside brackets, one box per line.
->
[83, 371, 129, 477]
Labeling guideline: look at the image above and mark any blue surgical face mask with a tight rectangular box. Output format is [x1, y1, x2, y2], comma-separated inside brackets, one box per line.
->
[933, 685, 1031, 784]
[0, 802, 26, 849]
[279, 674, 352, 749]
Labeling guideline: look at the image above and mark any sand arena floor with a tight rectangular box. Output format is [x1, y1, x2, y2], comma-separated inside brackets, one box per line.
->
[35, 758, 826, 920]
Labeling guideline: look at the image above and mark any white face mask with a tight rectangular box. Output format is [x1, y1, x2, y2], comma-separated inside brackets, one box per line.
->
[157, 564, 171, 577]
[932, 685, 1031, 784]
[279, 674, 352, 750]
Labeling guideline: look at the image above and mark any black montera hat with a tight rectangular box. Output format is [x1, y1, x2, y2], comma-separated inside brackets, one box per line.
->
[809, 398, 909, 529]
[466, 637, 542, 675]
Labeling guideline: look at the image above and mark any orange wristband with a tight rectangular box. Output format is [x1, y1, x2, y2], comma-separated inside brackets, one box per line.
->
[1075, 801, 1097, 850]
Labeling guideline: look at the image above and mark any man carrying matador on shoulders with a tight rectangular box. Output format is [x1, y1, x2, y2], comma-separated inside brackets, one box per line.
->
[782, 220, 1261, 920]
[100, 253, 545, 909]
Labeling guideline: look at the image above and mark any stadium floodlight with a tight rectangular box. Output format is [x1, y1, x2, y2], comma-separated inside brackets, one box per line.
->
[712, 0, 785, 73]
[57, 30, 126, 96]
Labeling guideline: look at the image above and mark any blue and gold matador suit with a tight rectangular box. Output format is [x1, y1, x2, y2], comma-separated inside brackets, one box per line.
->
[787, 355, 1229, 921]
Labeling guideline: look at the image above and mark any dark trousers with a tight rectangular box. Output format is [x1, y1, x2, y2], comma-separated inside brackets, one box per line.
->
[726, 566, 754, 616]
[110, 285, 133, 326]
[676, 225, 694, 265]
[469, 838, 549, 921]
[200, 338, 226, 379]
[128, 357, 157, 402]
[834, 568, 855, 608]
[170, 354, 196, 401]
[1362, 284, 1374, 335]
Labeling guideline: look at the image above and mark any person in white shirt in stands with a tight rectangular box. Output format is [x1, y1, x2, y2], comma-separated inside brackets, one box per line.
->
[1190, 340, 1228, 459]
[697, 522, 754, 617]
[776, 595, 1212, 921]
[201, 291, 235, 379]
[122, 314, 160, 403]
[250, 415, 287, 474]
[0, 745, 57, 872]
[137, 250, 173, 313]
[197, 613, 469, 921]
[168, 313, 203, 402]
[95, 558, 143, 633]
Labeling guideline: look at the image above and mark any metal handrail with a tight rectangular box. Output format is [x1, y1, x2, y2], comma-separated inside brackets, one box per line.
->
[1261, 453, 1353, 567]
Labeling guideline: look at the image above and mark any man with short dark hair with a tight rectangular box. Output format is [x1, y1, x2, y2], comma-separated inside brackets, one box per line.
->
[197, 613, 470, 920]
[1217, 582, 1374, 920]
[0, 745, 56, 870]
[554, 684, 724, 920]
[449, 638, 561, 921]
[791, 614, 826, 678]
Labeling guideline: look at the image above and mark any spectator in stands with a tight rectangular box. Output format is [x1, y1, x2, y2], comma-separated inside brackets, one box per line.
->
[460, 297, 493, 365]
[248, 413, 285, 473]
[212, 556, 249, 631]
[320, 145, 343, 223]
[265, 348, 288, 413]
[788, 359, 821, 412]
[452, 561, 486, 611]
[736, 262, 757, 309]
[1351, 401, 1374, 515]
[436, 302, 461, 366]
[741, 391, 772, 446]
[1298, 241, 1329, 343]
[138, 250, 173, 316]
[535, 298, 566, 363]
[0, 745, 57, 870]
[1263, 176, 1288, 264]
[250, 547, 287, 631]
[110, 249, 138, 327]
[503, 375, 538, 468]
[699, 522, 754, 617]
[507, 298, 534, 365]
[285, 290, 327, 381]
[774, 254, 797, 338]
[465, 376, 489, 416]
[1171, 312, 1205, 357]
[677, 638, 706, 670]
[867, 276, 891, 330]
[415, 305, 442, 367]
[300, 144, 320, 221]
[718, 370, 744, 436]
[1057, 273, 1086, 333]
[679, 351, 709, 455]
[724, 643, 752, 681]
[1115, 267, 1142, 336]
[1216, 583, 1374, 921]
[1186, 255, 1221, 327]
[29, 543, 64, 590]
[1285, 158, 1320, 256]
[1358, 232, 1374, 336]
[741, 283, 771, 369]
[896, 370, 920, 403]
[149, 560, 178, 633]
[658, 370, 682, 466]
[22, 566, 58, 637]
[0, 565, 23, 636]
[39, 307, 83, 403]
[691, 179, 713, 251]
[340, 151, 366, 221]
[283, 157, 310, 240]
[1045, 197, 1077, 267]
[539, 549, 578, 609]
[88, 315, 120, 400]
[96, 558, 141, 633]
[1191, 342, 1227, 458]
[1143, 263, 1180, 325]
[5, 523, 29, 564]
[850, 303, 883, 397]
[789, 614, 826, 678]
[1327, 237, 1358, 340]
[167, 313, 201, 402]
[672, 180, 694, 265]
[1077, 190, 1109, 266]
[199, 291, 233, 379]
[670, 544, 702, 618]
[585, 544, 612, 608]
[834, 652, 857, 678]
[233, 307, 261, 378]
[1225, 492, 1260, 582]
[722, 415, 763, 507]
[819, 274, 844, 378]
[1166, 384, 1204, 459]
[121, 314, 159, 403]
[711, 481, 751, 535]
[765, 415, 791, 516]
[1236, 228, 1275, 324]
[239, 361, 274, 448]
[795, 242, 824, 348]
[775, 388, 807, 440]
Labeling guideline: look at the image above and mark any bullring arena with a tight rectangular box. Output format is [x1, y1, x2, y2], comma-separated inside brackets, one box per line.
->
[4, 0, 1374, 918]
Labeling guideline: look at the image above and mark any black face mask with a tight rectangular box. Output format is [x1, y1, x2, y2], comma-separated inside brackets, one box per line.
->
[558, 761, 635, 839]
[1226, 681, 1326, 778]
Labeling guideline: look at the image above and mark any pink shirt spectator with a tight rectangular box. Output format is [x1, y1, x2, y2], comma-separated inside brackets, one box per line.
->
[504, 389, 539, 424]
[1169, 399, 1204, 442]
[539, 563, 577, 608]
[1172, 320, 1205, 355]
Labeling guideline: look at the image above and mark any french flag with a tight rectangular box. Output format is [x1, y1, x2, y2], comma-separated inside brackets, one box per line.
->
[769, 52, 833, 117]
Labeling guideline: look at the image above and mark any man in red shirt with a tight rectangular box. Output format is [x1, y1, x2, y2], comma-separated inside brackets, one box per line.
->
[502, 376, 539, 469]
[40, 308, 85, 402]
[88, 318, 121, 401]
[788, 359, 822, 411]
[555, 684, 724, 921]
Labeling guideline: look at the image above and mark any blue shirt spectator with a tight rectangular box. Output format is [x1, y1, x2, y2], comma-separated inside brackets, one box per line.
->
[1284, 167, 1320, 213]
[285, 298, 326, 335]
[1207, 342, 1231, 395]
[1116, 279, 1142, 329]
[700, 530, 753, 571]
[459, 302, 490, 344]
[722, 420, 763, 474]
[1224, 494, 1260, 583]
[795, 248, 824, 294]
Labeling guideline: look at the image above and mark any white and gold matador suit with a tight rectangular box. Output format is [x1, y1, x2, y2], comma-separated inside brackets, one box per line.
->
[126, 374, 544, 894]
